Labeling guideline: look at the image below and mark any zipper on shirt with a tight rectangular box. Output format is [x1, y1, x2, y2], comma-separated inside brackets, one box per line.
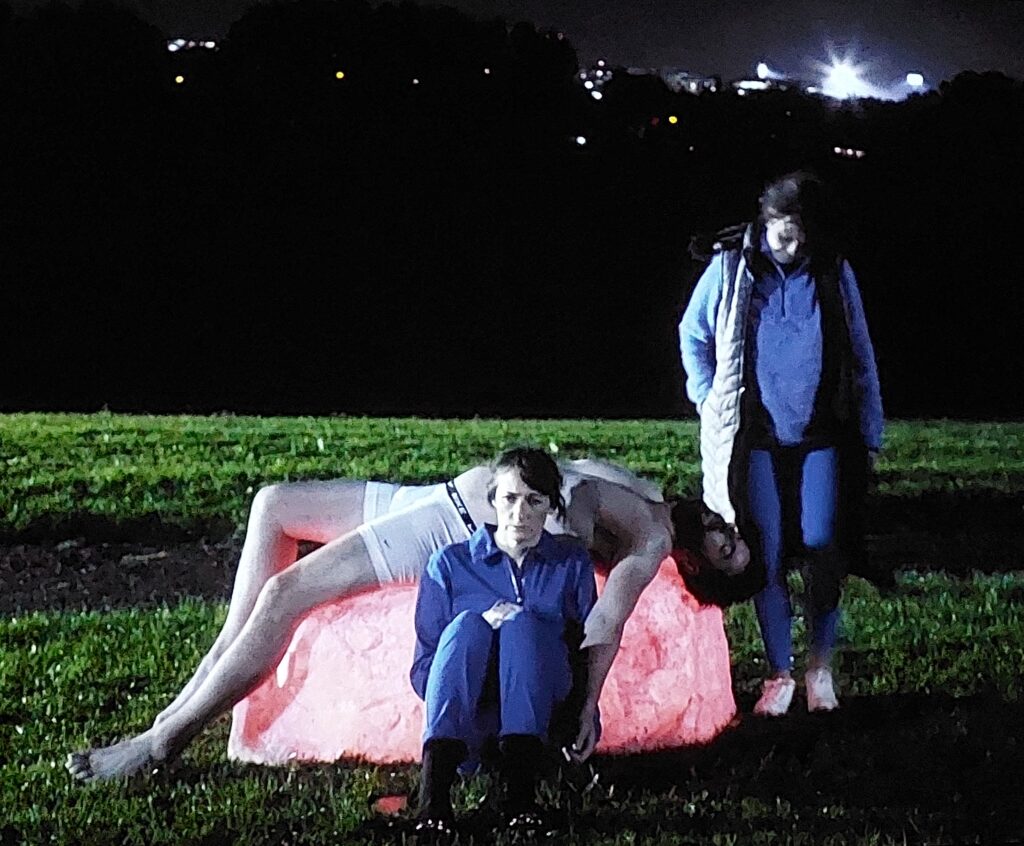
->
[506, 558, 524, 604]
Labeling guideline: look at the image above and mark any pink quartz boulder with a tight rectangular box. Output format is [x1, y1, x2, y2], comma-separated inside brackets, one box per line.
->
[228, 556, 736, 765]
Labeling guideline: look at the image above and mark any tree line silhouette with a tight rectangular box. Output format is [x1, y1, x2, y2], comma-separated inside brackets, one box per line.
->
[1, 0, 1021, 418]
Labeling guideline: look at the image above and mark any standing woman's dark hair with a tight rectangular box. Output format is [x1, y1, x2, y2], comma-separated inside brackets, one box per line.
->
[487, 446, 566, 520]
[757, 170, 844, 273]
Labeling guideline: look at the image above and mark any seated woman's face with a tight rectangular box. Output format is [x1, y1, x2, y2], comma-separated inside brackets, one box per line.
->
[493, 468, 553, 550]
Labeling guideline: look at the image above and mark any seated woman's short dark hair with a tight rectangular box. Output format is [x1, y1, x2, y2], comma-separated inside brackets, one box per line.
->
[487, 446, 567, 520]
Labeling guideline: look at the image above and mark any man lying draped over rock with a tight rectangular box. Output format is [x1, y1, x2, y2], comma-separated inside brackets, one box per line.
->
[67, 450, 755, 783]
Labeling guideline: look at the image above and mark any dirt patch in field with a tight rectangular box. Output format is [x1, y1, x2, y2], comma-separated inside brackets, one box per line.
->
[2, 490, 1022, 615]
[0, 537, 243, 614]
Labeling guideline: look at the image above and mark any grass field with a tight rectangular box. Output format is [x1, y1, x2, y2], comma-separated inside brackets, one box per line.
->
[2, 414, 1023, 844]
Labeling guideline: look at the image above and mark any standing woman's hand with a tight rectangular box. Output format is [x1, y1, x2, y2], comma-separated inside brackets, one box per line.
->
[867, 449, 880, 475]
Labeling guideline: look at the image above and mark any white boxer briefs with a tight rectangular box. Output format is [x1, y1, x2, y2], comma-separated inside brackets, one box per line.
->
[356, 481, 474, 584]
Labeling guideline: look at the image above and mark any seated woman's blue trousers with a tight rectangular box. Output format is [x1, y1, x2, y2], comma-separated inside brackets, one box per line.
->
[422, 610, 573, 751]
[748, 446, 841, 673]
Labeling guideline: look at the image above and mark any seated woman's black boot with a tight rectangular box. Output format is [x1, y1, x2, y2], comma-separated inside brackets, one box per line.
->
[498, 734, 548, 832]
[415, 738, 467, 842]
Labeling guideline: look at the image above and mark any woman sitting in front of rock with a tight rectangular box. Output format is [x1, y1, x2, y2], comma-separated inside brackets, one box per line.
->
[409, 447, 604, 838]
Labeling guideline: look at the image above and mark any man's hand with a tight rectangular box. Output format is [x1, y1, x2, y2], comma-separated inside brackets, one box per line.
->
[569, 702, 599, 763]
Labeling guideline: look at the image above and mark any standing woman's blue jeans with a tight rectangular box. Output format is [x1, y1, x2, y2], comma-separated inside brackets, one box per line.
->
[748, 447, 840, 673]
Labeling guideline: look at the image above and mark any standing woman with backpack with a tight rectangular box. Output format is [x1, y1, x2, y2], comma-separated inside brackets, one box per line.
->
[678, 171, 884, 716]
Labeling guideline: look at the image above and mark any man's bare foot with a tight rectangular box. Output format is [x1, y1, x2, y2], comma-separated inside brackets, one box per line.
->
[65, 733, 162, 783]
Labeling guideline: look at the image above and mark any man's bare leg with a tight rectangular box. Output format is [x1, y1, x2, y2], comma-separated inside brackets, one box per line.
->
[66, 507, 380, 782]
[152, 480, 369, 726]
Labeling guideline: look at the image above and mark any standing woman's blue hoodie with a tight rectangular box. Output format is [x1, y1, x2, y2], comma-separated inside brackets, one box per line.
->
[678, 173, 885, 712]
[680, 232, 883, 451]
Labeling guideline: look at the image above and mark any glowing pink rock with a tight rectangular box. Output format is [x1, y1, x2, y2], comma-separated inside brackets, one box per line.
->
[228, 557, 736, 765]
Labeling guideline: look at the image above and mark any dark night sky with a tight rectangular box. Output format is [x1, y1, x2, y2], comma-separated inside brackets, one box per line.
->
[12, 0, 1024, 85]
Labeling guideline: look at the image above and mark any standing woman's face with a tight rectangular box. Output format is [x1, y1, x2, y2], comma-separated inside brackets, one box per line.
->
[492, 467, 554, 552]
[765, 213, 806, 264]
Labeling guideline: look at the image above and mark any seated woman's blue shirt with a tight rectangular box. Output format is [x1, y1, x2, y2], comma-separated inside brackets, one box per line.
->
[410, 525, 597, 700]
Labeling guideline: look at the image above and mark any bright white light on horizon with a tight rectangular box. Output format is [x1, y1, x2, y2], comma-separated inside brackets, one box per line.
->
[824, 60, 861, 98]
[575, 136, 587, 146]
[584, 80, 594, 90]
[597, 59, 605, 67]
[906, 72, 924, 87]
[816, 47, 885, 100]
[591, 90, 603, 100]
[756, 62, 769, 80]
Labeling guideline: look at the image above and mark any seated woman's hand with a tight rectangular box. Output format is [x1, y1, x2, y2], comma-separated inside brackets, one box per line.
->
[568, 702, 599, 763]
[481, 600, 523, 630]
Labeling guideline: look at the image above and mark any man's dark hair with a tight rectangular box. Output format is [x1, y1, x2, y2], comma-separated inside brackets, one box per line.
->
[670, 499, 765, 607]
[487, 446, 566, 520]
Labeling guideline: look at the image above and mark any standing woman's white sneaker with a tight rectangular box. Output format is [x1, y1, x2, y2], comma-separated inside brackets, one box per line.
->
[805, 667, 840, 712]
[753, 676, 796, 717]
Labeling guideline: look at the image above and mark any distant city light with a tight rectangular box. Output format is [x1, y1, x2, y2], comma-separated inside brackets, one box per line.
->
[174, 75, 185, 84]
[736, 80, 770, 91]
[816, 48, 882, 100]
[688, 145, 695, 152]
[584, 80, 594, 90]
[412, 78, 420, 85]
[833, 146, 867, 159]
[591, 90, 603, 100]
[579, 72, 587, 79]
[335, 71, 346, 80]
[575, 135, 587, 146]
[668, 115, 679, 125]
[167, 37, 215, 53]
[824, 61, 861, 98]
[756, 62, 769, 80]
[906, 72, 925, 87]
[597, 59, 606, 68]
[483, 67, 491, 75]
[595, 70, 604, 78]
